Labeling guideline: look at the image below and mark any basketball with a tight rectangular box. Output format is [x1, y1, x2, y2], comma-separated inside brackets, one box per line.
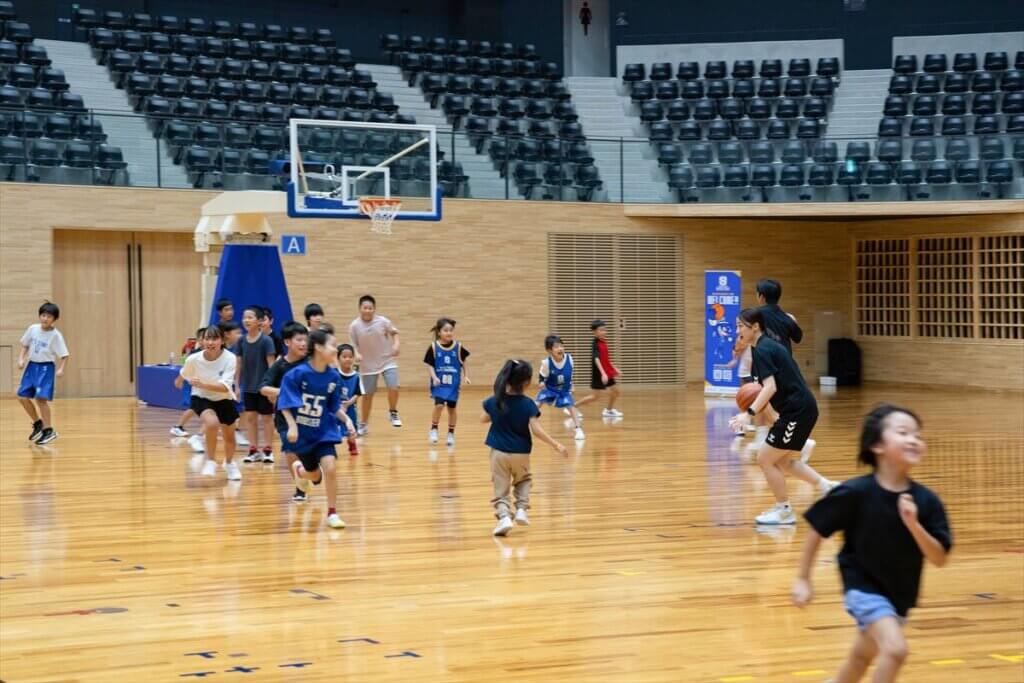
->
[736, 382, 762, 412]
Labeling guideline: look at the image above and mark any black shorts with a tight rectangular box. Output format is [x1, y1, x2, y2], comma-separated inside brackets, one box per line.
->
[295, 442, 337, 473]
[590, 371, 617, 390]
[243, 391, 274, 415]
[190, 396, 239, 426]
[740, 376, 755, 385]
[766, 404, 818, 452]
[433, 398, 458, 408]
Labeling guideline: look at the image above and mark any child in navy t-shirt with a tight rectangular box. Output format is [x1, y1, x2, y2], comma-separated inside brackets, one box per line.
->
[481, 359, 567, 537]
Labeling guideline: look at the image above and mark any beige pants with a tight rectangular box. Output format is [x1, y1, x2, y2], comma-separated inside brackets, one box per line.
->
[490, 449, 531, 519]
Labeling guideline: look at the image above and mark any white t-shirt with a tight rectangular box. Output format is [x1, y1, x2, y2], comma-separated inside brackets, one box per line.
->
[349, 314, 400, 375]
[539, 354, 572, 379]
[21, 324, 69, 364]
[180, 349, 237, 401]
[739, 346, 753, 378]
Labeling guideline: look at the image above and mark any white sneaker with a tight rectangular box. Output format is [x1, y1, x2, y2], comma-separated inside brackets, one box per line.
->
[291, 461, 311, 492]
[262, 451, 274, 464]
[200, 459, 217, 477]
[514, 508, 530, 526]
[389, 412, 403, 427]
[234, 431, 250, 447]
[574, 427, 586, 441]
[603, 408, 624, 418]
[492, 516, 514, 536]
[446, 432, 455, 447]
[169, 426, 188, 437]
[755, 504, 796, 525]
[800, 438, 816, 463]
[224, 461, 242, 481]
[357, 424, 368, 437]
[428, 428, 439, 444]
[242, 451, 263, 463]
[188, 435, 206, 453]
[327, 513, 346, 529]
[820, 479, 839, 495]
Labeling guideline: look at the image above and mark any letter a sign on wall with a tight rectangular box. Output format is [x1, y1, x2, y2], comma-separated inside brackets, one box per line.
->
[281, 234, 306, 255]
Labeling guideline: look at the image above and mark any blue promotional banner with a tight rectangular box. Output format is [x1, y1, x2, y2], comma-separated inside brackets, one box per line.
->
[704, 270, 742, 395]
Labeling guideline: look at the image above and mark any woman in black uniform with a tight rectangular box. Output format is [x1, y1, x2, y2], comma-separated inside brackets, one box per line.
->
[730, 308, 837, 525]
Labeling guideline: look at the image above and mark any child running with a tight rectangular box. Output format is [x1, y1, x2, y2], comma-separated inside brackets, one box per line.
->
[238, 306, 277, 463]
[793, 404, 952, 683]
[578, 319, 623, 418]
[536, 335, 585, 441]
[259, 322, 309, 501]
[17, 301, 69, 445]
[179, 325, 241, 480]
[730, 308, 835, 524]
[424, 317, 471, 447]
[277, 328, 355, 529]
[483, 360, 567, 536]
[337, 344, 363, 456]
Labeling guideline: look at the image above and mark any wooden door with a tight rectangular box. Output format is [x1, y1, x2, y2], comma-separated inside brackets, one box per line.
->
[53, 230, 134, 397]
[135, 232, 203, 366]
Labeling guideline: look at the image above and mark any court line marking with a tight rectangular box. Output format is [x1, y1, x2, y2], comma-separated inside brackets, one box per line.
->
[931, 659, 964, 666]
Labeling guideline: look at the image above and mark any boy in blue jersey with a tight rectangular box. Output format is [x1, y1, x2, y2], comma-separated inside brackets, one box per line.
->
[337, 343, 363, 456]
[536, 335, 585, 441]
[18, 301, 70, 445]
[259, 322, 309, 501]
[278, 329, 355, 529]
[424, 317, 471, 447]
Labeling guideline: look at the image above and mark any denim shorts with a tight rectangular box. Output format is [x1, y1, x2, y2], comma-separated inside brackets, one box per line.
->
[361, 367, 399, 394]
[844, 589, 905, 630]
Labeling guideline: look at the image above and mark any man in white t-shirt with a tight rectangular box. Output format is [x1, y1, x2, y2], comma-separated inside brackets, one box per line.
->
[18, 302, 70, 445]
[348, 294, 401, 433]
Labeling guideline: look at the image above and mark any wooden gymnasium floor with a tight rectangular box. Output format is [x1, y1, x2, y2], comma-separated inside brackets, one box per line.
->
[1, 384, 1022, 683]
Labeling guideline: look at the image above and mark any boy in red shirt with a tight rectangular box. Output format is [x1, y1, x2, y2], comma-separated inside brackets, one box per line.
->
[578, 320, 623, 418]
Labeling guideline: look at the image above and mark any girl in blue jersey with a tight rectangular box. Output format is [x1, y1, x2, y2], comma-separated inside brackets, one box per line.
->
[424, 318, 471, 447]
[337, 343, 363, 456]
[278, 328, 355, 529]
[536, 335, 585, 441]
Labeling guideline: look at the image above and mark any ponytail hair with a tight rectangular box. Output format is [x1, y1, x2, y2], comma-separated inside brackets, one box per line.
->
[307, 328, 332, 359]
[430, 317, 456, 339]
[738, 307, 765, 332]
[493, 359, 533, 412]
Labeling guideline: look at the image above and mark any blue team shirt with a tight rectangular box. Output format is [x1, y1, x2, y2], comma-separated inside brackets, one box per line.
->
[431, 341, 464, 402]
[277, 364, 347, 452]
[483, 394, 541, 454]
[543, 354, 573, 393]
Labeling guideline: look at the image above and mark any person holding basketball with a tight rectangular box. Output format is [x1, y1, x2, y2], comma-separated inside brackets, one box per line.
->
[730, 308, 836, 525]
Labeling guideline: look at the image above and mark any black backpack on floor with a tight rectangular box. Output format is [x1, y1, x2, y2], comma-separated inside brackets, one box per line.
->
[827, 338, 862, 386]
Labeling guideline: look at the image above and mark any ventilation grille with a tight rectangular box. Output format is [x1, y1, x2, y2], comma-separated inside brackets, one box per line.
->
[548, 233, 683, 383]
[855, 233, 1023, 342]
[855, 239, 911, 337]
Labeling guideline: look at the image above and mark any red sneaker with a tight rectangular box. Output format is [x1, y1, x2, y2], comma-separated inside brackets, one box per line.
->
[348, 439, 359, 456]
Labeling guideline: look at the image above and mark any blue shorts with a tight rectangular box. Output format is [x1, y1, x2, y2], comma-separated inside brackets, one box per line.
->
[281, 438, 338, 473]
[180, 381, 192, 408]
[536, 387, 574, 408]
[844, 590, 905, 630]
[17, 361, 55, 401]
[345, 405, 358, 429]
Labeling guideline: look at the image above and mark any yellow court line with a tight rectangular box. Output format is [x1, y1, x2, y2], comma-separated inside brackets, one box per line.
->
[792, 671, 828, 677]
[719, 677, 756, 682]
[616, 570, 645, 576]
[990, 654, 1024, 663]
[930, 659, 964, 666]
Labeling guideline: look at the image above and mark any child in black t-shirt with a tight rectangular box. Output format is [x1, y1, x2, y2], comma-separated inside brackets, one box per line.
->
[793, 405, 952, 683]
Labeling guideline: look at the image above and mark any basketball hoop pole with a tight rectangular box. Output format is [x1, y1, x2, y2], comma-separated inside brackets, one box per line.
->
[352, 137, 430, 182]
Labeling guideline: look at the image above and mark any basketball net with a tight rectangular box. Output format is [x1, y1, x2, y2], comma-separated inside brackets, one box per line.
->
[358, 197, 402, 235]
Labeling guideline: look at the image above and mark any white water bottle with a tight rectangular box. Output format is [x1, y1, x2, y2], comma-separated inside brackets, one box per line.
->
[169, 352, 176, 366]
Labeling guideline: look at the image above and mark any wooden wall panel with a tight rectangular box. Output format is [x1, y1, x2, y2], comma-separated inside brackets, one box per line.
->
[2, 183, 1021, 393]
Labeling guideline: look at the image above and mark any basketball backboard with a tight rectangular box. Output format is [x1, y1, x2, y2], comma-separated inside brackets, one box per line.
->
[281, 119, 442, 224]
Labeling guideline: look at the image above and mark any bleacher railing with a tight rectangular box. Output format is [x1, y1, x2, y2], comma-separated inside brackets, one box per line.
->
[1, 105, 1021, 203]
